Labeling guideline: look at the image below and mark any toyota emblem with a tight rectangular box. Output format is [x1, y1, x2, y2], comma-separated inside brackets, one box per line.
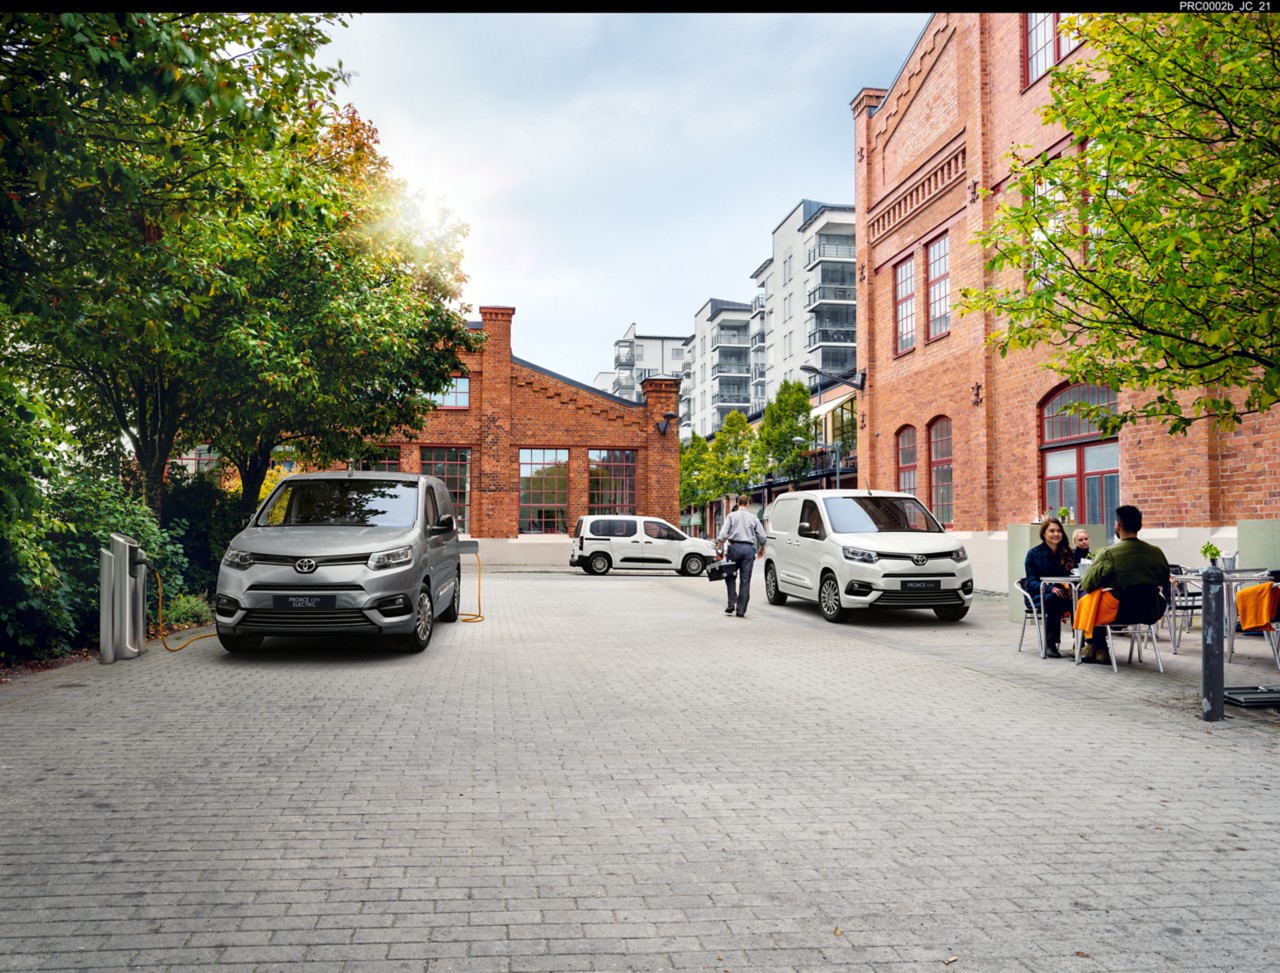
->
[912, 554, 928, 566]
[294, 558, 317, 574]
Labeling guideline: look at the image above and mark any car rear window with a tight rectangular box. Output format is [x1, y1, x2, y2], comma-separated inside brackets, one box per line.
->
[258, 479, 418, 528]
[822, 496, 942, 534]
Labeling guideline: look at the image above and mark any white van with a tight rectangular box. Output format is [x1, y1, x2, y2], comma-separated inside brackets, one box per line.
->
[763, 489, 973, 623]
[570, 515, 717, 576]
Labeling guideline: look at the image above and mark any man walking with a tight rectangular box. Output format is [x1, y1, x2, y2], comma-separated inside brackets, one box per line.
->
[716, 494, 766, 618]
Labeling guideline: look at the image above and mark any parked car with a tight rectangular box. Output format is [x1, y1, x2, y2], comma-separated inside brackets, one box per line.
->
[763, 489, 973, 623]
[570, 515, 716, 576]
[215, 471, 461, 653]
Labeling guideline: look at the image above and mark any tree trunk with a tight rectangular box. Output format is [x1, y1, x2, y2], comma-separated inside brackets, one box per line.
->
[234, 441, 277, 519]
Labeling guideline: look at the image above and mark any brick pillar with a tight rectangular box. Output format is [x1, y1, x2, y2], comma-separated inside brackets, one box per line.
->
[852, 87, 886, 491]
[641, 377, 681, 523]
[475, 306, 517, 537]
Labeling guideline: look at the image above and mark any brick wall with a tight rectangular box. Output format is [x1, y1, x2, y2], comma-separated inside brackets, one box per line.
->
[854, 13, 1279, 531]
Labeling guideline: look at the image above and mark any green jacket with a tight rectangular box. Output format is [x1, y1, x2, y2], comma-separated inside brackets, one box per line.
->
[1081, 537, 1169, 593]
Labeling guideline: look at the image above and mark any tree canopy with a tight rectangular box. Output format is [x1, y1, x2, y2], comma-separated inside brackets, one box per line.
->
[752, 379, 812, 480]
[705, 411, 756, 498]
[958, 13, 1280, 434]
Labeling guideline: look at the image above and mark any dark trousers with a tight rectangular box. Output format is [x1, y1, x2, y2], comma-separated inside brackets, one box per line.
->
[1041, 589, 1073, 648]
[724, 542, 756, 615]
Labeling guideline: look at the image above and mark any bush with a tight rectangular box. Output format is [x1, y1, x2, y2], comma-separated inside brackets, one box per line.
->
[44, 468, 190, 646]
[158, 591, 212, 630]
[162, 469, 246, 598]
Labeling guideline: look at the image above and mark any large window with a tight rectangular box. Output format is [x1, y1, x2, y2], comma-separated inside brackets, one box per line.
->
[1041, 383, 1118, 525]
[430, 376, 470, 409]
[928, 417, 953, 527]
[519, 448, 569, 534]
[1026, 13, 1084, 86]
[359, 447, 400, 472]
[895, 257, 915, 354]
[896, 426, 917, 496]
[926, 234, 950, 340]
[588, 449, 636, 515]
[420, 447, 471, 533]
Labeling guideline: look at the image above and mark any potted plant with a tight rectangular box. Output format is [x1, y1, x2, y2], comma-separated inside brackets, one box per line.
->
[1200, 541, 1221, 566]
[1057, 506, 1071, 523]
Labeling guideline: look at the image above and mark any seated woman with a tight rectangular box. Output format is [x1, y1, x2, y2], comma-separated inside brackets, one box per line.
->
[1071, 528, 1091, 568]
[1024, 516, 1078, 658]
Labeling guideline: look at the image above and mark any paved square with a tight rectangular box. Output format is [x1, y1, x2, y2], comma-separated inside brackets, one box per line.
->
[3, 567, 1279, 972]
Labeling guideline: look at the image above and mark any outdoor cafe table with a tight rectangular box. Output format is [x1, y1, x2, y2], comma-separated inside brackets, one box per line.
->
[1169, 568, 1272, 661]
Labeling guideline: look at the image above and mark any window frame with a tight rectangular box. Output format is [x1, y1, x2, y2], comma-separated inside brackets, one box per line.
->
[420, 446, 472, 533]
[518, 448, 570, 535]
[1039, 383, 1119, 525]
[927, 417, 953, 527]
[925, 234, 950, 342]
[896, 426, 918, 496]
[894, 256, 916, 356]
[1025, 12, 1084, 88]
[588, 449, 637, 516]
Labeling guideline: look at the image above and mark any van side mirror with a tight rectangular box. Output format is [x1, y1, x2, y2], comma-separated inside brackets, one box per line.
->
[797, 523, 817, 539]
[430, 514, 455, 535]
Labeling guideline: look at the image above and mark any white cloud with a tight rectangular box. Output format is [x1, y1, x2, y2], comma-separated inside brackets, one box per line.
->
[324, 12, 931, 381]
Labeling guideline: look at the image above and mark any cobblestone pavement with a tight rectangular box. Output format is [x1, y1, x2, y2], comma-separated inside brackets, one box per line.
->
[3, 567, 1280, 973]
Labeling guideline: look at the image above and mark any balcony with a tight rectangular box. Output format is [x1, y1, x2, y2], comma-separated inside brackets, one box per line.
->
[711, 361, 750, 378]
[613, 372, 635, 390]
[807, 327, 856, 349]
[751, 328, 766, 348]
[805, 242, 856, 269]
[710, 328, 749, 350]
[712, 389, 750, 407]
[805, 284, 857, 311]
[751, 364, 767, 380]
[751, 397, 767, 414]
[751, 293, 767, 317]
[614, 341, 634, 367]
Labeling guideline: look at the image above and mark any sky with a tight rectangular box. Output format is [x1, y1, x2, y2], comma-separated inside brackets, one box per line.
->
[322, 13, 932, 387]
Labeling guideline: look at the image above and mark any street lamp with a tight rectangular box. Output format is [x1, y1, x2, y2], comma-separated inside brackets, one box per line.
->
[800, 362, 865, 390]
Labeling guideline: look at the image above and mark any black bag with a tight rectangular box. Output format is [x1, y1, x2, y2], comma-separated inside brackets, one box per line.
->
[706, 559, 738, 582]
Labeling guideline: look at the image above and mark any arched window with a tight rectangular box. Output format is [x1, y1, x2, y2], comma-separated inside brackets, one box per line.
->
[928, 417, 953, 526]
[896, 426, 917, 496]
[1041, 383, 1119, 525]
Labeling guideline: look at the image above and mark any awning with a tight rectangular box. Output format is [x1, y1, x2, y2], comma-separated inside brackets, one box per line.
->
[808, 391, 856, 422]
[680, 512, 703, 527]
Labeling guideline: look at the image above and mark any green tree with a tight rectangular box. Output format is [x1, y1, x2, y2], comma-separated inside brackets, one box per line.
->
[193, 107, 482, 515]
[1, 12, 346, 509]
[679, 433, 712, 510]
[752, 379, 812, 480]
[958, 13, 1280, 434]
[706, 411, 756, 498]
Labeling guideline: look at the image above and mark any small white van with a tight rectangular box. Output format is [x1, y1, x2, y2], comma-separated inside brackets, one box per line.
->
[570, 515, 717, 576]
[763, 489, 973, 623]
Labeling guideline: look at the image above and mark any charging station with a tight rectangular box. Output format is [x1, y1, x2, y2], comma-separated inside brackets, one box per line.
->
[99, 532, 148, 664]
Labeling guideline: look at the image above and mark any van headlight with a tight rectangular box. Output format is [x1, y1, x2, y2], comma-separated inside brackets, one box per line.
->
[951, 546, 969, 563]
[842, 546, 879, 564]
[221, 548, 254, 570]
[368, 546, 413, 570]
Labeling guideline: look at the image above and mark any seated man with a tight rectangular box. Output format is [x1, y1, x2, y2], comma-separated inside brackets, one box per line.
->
[1079, 504, 1170, 663]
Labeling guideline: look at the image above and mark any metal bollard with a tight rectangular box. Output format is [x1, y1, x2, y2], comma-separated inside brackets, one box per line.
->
[1202, 566, 1224, 721]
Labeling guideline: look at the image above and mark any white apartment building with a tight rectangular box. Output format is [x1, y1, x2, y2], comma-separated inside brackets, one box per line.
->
[679, 298, 754, 439]
[679, 200, 857, 441]
[604, 322, 688, 403]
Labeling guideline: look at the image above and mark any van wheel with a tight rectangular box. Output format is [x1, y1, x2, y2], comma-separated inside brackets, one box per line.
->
[764, 562, 788, 605]
[402, 585, 434, 652]
[588, 552, 612, 576]
[218, 631, 262, 653]
[440, 568, 461, 622]
[934, 604, 970, 622]
[680, 554, 706, 577]
[819, 573, 847, 623]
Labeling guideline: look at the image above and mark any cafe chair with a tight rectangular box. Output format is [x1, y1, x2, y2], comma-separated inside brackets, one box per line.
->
[1102, 584, 1168, 674]
[1234, 578, 1280, 671]
[1016, 578, 1045, 658]
[1165, 563, 1202, 653]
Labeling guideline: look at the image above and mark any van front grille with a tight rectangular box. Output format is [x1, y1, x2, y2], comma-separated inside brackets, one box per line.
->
[235, 609, 379, 633]
[872, 590, 965, 608]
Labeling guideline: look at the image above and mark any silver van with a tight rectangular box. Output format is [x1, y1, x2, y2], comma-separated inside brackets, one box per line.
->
[215, 471, 460, 653]
[763, 489, 973, 623]
[570, 515, 717, 576]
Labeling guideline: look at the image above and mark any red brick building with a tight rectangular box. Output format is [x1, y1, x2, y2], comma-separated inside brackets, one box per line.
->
[363, 306, 681, 541]
[852, 14, 1279, 567]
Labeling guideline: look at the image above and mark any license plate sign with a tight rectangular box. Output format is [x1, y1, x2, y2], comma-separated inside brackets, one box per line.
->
[902, 579, 941, 591]
[273, 594, 337, 610]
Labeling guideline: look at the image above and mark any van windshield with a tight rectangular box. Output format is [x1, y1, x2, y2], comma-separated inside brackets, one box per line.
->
[257, 480, 418, 528]
[822, 496, 942, 534]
